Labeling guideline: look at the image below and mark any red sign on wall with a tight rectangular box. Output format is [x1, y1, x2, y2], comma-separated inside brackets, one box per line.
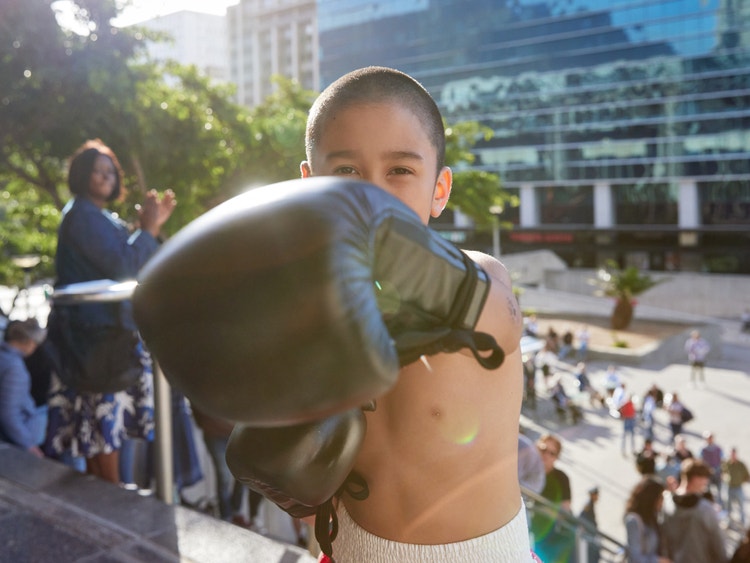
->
[509, 232, 575, 244]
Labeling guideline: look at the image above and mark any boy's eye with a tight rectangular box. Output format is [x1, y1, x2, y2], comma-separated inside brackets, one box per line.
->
[390, 167, 412, 175]
[333, 166, 357, 175]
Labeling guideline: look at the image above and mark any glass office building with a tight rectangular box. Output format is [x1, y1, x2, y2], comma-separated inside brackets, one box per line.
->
[317, 0, 750, 273]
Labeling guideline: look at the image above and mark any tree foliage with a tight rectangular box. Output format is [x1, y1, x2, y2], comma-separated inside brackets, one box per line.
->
[0, 0, 254, 284]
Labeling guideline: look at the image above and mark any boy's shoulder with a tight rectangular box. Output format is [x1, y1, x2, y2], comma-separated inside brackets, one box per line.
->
[462, 250, 512, 284]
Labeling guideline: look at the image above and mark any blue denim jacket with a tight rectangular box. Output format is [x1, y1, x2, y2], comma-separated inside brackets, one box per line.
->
[0, 343, 37, 448]
[55, 197, 160, 330]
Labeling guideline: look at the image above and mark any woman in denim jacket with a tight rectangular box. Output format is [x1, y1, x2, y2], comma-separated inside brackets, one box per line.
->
[45, 139, 175, 484]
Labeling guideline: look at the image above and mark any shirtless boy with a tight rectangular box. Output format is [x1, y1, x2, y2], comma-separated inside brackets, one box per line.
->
[300, 67, 529, 560]
[133, 66, 531, 562]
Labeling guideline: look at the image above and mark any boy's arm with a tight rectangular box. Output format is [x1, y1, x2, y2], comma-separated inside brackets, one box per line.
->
[464, 250, 523, 357]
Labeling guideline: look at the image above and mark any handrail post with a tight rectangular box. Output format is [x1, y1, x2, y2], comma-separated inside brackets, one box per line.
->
[153, 360, 174, 504]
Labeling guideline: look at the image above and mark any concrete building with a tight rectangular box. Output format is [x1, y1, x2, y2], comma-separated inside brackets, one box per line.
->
[316, 0, 750, 274]
[136, 10, 229, 83]
[227, 0, 318, 108]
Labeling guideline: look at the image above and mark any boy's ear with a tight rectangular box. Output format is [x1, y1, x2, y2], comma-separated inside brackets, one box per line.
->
[300, 161, 312, 178]
[430, 166, 452, 218]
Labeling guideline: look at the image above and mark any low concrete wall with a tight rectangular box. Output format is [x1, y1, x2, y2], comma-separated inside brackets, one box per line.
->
[587, 322, 722, 367]
[500, 250, 567, 286]
[539, 269, 749, 320]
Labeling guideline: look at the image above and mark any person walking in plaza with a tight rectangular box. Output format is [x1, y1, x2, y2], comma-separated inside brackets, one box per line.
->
[636, 438, 660, 476]
[723, 447, 750, 529]
[578, 486, 601, 563]
[558, 326, 574, 360]
[44, 139, 176, 484]
[524, 313, 540, 337]
[664, 435, 694, 487]
[546, 326, 560, 355]
[662, 458, 727, 563]
[603, 364, 621, 397]
[700, 431, 725, 507]
[532, 433, 575, 562]
[618, 391, 638, 456]
[667, 392, 688, 442]
[523, 352, 537, 410]
[0, 319, 47, 458]
[641, 386, 659, 442]
[576, 325, 590, 361]
[536, 343, 556, 390]
[685, 330, 710, 385]
[574, 362, 604, 408]
[624, 476, 673, 563]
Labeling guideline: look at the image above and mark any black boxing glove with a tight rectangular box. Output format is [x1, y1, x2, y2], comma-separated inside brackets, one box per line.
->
[133, 177, 503, 426]
[226, 408, 368, 560]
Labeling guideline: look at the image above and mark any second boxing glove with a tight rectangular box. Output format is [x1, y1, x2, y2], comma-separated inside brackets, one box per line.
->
[226, 408, 368, 559]
[226, 408, 366, 518]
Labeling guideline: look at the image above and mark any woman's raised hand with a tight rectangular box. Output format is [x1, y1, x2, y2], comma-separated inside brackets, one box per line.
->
[137, 189, 177, 237]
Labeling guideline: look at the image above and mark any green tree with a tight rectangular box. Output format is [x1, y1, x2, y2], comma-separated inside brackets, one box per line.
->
[0, 179, 60, 286]
[0, 0, 256, 282]
[238, 75, 317, 186]
[0, 0, 148, 207]
[594, 259, 664, 330]
[118, 60, 255, 231]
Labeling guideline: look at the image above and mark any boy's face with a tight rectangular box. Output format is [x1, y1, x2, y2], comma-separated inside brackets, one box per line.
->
[301, 101, 451, 224]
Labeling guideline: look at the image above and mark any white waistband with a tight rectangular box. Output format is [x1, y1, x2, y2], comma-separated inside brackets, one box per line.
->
[329, 500, 534, 562]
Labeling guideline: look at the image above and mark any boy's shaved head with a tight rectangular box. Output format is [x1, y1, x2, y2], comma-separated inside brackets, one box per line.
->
[306, 66, 446, 173]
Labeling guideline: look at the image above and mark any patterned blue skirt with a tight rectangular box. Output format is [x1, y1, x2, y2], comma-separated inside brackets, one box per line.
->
[44, 343, 154, 459]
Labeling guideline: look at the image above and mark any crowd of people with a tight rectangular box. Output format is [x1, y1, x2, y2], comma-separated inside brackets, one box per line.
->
[521, 314, 749, 562]
[520, 426, 749, 562]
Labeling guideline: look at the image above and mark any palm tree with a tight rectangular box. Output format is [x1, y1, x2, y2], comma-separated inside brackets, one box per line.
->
[594, 260, 663, 330]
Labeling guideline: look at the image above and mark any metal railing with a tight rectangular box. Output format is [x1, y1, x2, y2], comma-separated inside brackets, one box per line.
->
[523, 486, 629, 563]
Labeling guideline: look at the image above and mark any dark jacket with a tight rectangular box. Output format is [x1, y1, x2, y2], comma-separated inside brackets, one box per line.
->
[55, 197, 159, 330]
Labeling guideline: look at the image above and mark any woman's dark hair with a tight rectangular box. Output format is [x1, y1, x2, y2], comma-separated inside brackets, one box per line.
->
[67, 139, 124, 201]
[625, 476, 665, 528]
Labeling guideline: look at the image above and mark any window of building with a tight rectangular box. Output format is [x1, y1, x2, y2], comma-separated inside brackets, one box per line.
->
[700, 181, 750, 225]
[539, 185, 594, 224]
[613, 183, 677, 225]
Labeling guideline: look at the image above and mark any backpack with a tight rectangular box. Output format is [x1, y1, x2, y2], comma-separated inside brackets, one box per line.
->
[680, 406, 694, 423]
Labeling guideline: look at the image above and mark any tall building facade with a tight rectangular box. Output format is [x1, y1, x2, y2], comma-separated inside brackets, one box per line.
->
[317, 0, 750, 274]
[137, 11, 229, 83]
[228, 0, 318, 108]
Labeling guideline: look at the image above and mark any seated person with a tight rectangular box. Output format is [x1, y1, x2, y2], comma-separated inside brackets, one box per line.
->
[0, 319, 47, 457]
